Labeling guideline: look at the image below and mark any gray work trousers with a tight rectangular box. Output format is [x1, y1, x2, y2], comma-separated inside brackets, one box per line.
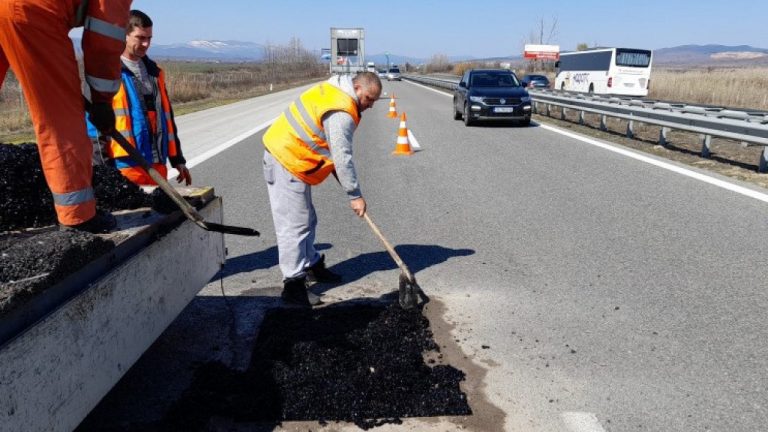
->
[263, 150, 321, 280]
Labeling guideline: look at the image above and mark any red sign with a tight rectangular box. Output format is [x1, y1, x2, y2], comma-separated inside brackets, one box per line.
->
[524, 51, 560, 60]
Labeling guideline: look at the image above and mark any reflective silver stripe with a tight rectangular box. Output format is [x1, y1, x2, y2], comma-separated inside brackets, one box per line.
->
[167, 133, 176, 142]
[84, 16, 126, 42]
[283, 107, 315, 148]
[294, 98, 327, 141]
[52, 187, 94, 206]
[86, 75, 120, 93]
[114, 108, 129, 117]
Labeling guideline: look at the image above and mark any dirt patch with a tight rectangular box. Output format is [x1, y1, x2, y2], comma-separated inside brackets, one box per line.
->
[533, 110, 768, 189]
[77, 301, 472, 431]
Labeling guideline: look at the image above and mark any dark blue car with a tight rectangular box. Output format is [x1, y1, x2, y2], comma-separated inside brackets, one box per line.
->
[453, 69, 532, 126]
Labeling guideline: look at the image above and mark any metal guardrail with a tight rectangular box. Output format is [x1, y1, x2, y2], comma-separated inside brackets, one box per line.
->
[403, 74, 768, 172]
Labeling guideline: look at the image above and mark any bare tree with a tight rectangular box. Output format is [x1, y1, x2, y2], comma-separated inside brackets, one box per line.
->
[523, 16, 559, 73]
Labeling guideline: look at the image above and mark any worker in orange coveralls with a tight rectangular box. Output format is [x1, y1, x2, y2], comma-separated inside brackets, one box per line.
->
[0, 0, 132, 233]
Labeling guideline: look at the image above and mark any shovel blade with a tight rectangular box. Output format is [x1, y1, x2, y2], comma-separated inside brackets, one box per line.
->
[398, 272, 420, 309]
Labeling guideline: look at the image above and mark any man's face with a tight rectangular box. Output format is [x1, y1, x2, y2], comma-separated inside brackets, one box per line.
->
[355, 83, 381, 112]
[125, 26, 153, 59]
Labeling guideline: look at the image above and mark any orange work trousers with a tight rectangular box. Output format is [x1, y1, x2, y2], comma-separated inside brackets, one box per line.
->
[0, 1, 95, 225]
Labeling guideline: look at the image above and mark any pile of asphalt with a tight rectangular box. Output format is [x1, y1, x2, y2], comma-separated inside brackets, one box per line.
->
[0, 143, 173, 232]
[163, 302, 471, 430]
[0, 230, 115, 316]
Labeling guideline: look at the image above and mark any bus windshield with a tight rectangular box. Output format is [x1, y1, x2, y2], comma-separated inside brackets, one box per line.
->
[615, 49, 652, 67]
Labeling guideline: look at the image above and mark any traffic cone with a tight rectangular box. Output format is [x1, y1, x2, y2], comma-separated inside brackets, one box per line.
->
[386, 93, 398, 118]
[392, 112, 414, 156]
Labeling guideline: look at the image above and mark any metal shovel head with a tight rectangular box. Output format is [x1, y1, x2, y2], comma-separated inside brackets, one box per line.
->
[398, 272, 420, 309]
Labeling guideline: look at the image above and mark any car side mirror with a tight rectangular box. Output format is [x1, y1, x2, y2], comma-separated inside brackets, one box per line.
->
[459, 81, 467, 88]
[554, 61, 560, 68]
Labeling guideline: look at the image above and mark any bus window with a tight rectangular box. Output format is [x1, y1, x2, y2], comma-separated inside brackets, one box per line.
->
[615, 49, 652, 67]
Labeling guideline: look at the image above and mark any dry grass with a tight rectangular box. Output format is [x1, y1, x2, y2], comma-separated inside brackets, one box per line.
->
[649, 67, 768, 110]
[0, 60, 326, 143]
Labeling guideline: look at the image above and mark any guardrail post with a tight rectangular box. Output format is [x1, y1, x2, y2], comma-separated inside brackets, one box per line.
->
[600, 114, 607, 131]
[701, 134, 712, 158]
[546, 103, 551, 117]
[759, 147, 768, 173]
[579, 110, 585, 125]
[561, 107, 567, 120]
[626, 118, 634, 139]
[659, 127, 670, 147]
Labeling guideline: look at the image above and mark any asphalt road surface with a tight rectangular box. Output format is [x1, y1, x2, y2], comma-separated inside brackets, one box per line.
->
[84, 79, 768, 432]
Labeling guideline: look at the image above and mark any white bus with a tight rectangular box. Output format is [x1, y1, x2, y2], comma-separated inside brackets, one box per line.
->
[554, 47, 653, 96]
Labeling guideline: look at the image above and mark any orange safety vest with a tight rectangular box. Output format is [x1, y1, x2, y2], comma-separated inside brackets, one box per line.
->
[107, 61, 180, 185]
[263, 82, 360, 185]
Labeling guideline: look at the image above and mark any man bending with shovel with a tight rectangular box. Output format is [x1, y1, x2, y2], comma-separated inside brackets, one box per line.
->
[262, 71, 381, 307]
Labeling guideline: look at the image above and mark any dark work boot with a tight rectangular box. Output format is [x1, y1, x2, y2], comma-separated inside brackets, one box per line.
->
[305, 254, 342, 283]
[59, 209, 117, 234]
[281, 276, 321, 307]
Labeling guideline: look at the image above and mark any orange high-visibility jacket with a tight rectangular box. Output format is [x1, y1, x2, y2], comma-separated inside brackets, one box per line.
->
[0, 0, 130, 225]
[263, 82, 360, 185]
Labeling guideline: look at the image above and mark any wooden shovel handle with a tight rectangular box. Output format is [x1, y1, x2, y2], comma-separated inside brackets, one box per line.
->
[363, 212, 415, 283]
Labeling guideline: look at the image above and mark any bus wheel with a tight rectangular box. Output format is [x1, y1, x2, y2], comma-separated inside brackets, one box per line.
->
[588, 84, 594, 95]
[561, 83, 565, 91]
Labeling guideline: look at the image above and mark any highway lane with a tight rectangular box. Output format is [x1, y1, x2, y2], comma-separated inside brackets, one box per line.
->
[89, 79, 768, 431]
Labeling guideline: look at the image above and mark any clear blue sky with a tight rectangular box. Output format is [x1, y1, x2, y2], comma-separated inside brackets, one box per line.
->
[129, 0, 768, 58]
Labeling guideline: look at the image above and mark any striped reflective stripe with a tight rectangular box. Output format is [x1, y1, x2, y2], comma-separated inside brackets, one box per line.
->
[84, 16, 126, 42]
[86, 75, 120, 93]
[114, 108, 130, 117]
[283, 106, 325, 156]
[294, 98, 327, 141]
[167, 133, 176, 142]
[52, 187, 94, 206]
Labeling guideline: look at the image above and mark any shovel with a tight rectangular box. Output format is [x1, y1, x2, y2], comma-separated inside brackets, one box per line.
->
[107, 131, 259, 237]
[362, 212, 426, 309]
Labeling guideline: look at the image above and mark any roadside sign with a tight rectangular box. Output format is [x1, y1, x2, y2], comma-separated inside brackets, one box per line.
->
[524, 44, 560, 60]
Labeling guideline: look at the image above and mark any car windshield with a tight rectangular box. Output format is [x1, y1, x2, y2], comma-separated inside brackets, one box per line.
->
[471, 73, 519, 87]
[528, 75, 548, 81]
[388, 68, 400, 73]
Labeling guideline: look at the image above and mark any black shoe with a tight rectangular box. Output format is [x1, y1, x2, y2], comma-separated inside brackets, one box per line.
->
[281, 277, 321, 307]
[60, 209, 116, 234]
[305, 254, 342, 283]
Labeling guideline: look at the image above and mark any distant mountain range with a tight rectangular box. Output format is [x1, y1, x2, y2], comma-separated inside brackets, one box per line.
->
[72, 39, 768, 66]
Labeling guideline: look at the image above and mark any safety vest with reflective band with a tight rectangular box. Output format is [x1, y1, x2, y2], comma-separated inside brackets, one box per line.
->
[263, 83, 360, 185]
[72, 0, 131, 104]
[88, 58, 181, 185]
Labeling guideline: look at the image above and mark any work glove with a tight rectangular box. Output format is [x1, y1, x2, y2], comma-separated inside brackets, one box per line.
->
[88, 102, 116, 135]
[174, 163, 192, 186]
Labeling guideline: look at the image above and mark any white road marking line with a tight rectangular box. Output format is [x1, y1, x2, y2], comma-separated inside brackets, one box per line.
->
[168, 118, 276, 178]
[406, 79, 768, 205]
[407, 129, 422, 151]
[538, 123, 768, 204]
[561, 412, 608, 432]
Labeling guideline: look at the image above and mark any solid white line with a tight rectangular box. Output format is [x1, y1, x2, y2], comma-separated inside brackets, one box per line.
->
[561, 412, 607, 432]
[168, 117, 276, 178]
[405, 78, 454, 97]
[537, 123, 768, 204]
[406, 78, 768, 205]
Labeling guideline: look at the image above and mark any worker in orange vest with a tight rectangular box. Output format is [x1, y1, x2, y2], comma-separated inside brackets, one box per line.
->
[88, 10, 192, 187]
[0, 0, 132, 233]
[262, 72, 382, 307]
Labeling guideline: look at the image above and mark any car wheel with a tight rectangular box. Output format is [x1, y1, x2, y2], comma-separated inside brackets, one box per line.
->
[453, 98, 462, 120]
[463, 103, 473, 126]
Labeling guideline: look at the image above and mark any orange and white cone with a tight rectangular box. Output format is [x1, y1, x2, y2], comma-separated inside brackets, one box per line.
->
[392, 112, 414, 156]
[386, 93, 398, 118]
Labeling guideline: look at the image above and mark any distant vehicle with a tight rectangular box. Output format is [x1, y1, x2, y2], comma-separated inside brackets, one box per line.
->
[520, 74, 551, 89]
[554, 47, 653, 96]
[453, 69, 532, 126]
[366, 61, 376, 73]
[377, 69, 387, 79]
[386, 67, 401, 81]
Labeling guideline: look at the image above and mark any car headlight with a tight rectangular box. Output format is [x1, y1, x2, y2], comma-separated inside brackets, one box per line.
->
[469, 96, 484, 103]
[521, 96, 532, 103]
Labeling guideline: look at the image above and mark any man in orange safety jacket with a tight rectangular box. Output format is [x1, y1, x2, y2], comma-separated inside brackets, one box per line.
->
[88, 9, 191, 187]
[0, 0, 132, 233]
